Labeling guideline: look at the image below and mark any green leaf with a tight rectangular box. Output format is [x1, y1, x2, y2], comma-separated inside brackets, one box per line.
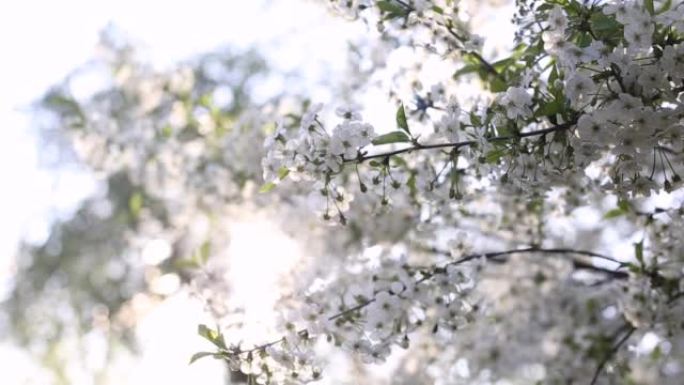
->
[407, 171, 417, 198]
[657, 0, 672, 14]
[489, 78, 508, 93]
[492, 57, 514, 72]
[189, 352, 216, 365]
[591, 12, 620, 32]
[634, 241, 644, 264]
[258, 166, 288, 193]
[44, 93, 85, 124]
[161, 125, 173, 138]
[453, 63, 481, 80]
[618, 199, 630, 212]
[371, 131, 411, 145]
[198, 93, 213, 108]
[174, 258, 201, 270]
[396, 103, 410, 134]
[576, 32, 592, 48]
[548, 64, 559, 86]
[511, 43, 528, 60]
[603, 208, 626, 219]
[278, 167, 290, 180]
[535, 98, 564, 118]
[469, 111, 482, 127]
[484, 148, 506, 164]
[198, 324, 226, 350]
[198, 324, 215, 340]
[198, 241, 211, 264]
[565, 0, 583, 15]
[431, 5, 444, 14]
[523, 41, 544, 65]
[644, 0, 654, 15]
[376, 1, 408, 19]
[129, 192, 143, 218]
[391, 155, 408, 167]
[590, 12, 623, 41]
[650, 345, 663, 360]
[259, 181, 277, 193]
[603, 200, 631, 219]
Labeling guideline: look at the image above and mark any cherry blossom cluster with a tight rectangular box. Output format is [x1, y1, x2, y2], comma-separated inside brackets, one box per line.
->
[199, 1, 684, 383]
[262, 104, 375, 180]
[539, 1, 684, 195]
[264, 0, 684, 218]
[197, 250, 483, 384]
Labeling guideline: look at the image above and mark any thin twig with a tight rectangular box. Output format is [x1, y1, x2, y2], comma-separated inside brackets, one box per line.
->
[419, 246, 627, 278]
[589, 325, 636, 385]
[589, 290, 684, 384]
[451, 247, 625, 268]
[227, 246, 623, 356]
[443, 25, 505, 82]
[469, 50, 506, 81]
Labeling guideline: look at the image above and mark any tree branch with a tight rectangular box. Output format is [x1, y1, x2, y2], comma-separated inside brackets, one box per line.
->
[466, 247, 622, 265]
[417, 247, 627, 283]
[588, 290, 684, 384]
[589, 324, 635, 385]
[348, 120, 576, 163]
[226, 246, 624, 357]
[442, 25, 505, 82]
[469, 50, 506, 82]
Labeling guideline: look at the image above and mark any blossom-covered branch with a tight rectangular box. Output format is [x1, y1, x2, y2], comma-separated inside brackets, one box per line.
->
[350, 120, 577, 162]
[196, 0, 684, 383]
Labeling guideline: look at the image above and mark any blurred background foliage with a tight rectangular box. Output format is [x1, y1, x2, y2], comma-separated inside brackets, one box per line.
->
[4, 27, 273, 383]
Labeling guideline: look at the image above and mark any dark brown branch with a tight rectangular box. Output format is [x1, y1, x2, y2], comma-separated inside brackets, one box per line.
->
[571, 260, 629, 280]
[443, 25, 505, 82]
[227, 246, 624, 356]
[589, 324, 636, 385]
[415, 248, 628, 287]
[469, 50, 506, 81]
[635, 205, 683, 217]
[348, 120, 576, 163]
[379, 0, 502, 86]
[587, 289, 684, 384]
[445, 247, 626, 269]
[421, 246, 627, 279]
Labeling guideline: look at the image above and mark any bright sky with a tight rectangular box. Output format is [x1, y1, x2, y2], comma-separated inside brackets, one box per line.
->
[0, 0, 364, 258]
